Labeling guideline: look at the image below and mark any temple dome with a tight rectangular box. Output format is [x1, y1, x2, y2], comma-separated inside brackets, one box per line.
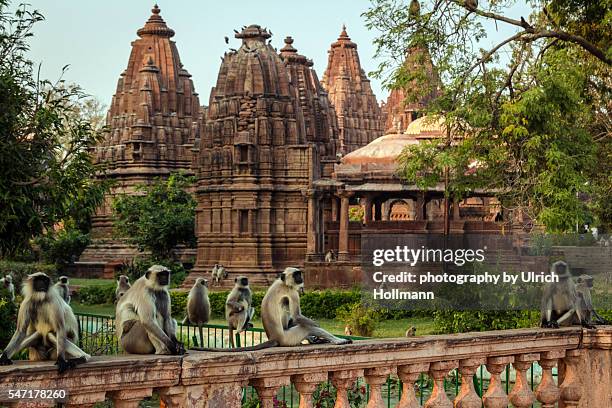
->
[340, 132, 419, 165]
[404, 115, 446, 137]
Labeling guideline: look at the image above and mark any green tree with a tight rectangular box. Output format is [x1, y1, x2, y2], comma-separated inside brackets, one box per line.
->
[364, 0, 611, 231]
[0, 1, 109, 258]
[113, 173, 197, 260]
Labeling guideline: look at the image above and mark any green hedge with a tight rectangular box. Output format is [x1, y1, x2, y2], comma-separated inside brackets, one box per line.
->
[169, 289, 362, 320]
[0, 289, 17, 348]
[0, 261, 57, 290]
[76, 284, 116, 305]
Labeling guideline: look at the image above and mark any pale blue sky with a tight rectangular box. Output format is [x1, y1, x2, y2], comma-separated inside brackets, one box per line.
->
[19, 1, 526, 109]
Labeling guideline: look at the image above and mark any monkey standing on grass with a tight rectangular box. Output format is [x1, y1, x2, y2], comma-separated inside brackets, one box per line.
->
[0, 274, 15, 301]
[116, 265, 185, 355]
[540, 261, 594, 329]
[0, 272, 90, 373]
[225, 276, 254, 348]
[115, 275, 131, 302]
[574, 274, 608, 325]
[55, 276, 70, 304]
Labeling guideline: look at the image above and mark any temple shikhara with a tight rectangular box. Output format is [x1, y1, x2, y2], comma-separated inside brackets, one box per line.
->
[80, 6, 505, 286]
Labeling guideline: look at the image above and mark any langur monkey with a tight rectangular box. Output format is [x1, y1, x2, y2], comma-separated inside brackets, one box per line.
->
[575, 274, 608, 325]
[182, 278, 211, 344]
[0, 272, 90, 373]
[194, 268, 351, 351]
[55, 276, 70, 304]
[1, 274, 15, 301]
[540, 261, 594, 329]
[116, 265, 185, 355]
[405, 326, 416, 337]
[225, 276, 254, 348]
[212, 264, 228, 286]
[344, 325, 352, 336]
[115, 275, 131, 302]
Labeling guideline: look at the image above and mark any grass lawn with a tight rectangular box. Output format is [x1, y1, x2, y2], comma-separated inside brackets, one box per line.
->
[70, 302, 436, 338]
[70, 278, 115, 287]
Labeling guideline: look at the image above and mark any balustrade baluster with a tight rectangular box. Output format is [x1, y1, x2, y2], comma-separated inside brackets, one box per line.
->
[365, 366, 396, 408]
[251, 376, 291, 408]
[508, 353, 539, 408]
[535, 350, 565, 408]
[293, 372, 328, 408]
[559, 349, 583, 408]
[397, 362, 429, 408]
[482, 356, 513, 408]
[454, 358, 485, 408]
[331, 369, 364, 408]
[109, 388, 152, 408]
[425, 360, 457, 408]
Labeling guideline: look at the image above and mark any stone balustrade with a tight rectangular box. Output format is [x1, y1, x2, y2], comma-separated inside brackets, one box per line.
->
[1, 327, 610, 408]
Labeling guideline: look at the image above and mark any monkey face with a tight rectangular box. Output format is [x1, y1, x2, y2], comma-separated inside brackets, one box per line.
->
[281, 267, 304, 292]
[577, 275, 594, 288]
[196, 278, 209, 287]
[157, 270, 170, 286]
[60, 277, 68, 284]
[32, 274, 51, 292]
[235, 276, 249, 287]
[146, 265, 171, 287]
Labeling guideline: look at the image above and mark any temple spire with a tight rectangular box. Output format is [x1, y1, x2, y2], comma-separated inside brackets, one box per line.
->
[137, 4, 175, 38]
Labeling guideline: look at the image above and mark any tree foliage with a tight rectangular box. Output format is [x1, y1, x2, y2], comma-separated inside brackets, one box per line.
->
[0, 1, 109, 257]
[364, 0, 612, 231]
[112, 173, 197, 260]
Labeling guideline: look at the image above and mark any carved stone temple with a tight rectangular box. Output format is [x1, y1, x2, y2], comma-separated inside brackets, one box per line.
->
[79, 6, 513, 286]
[79, 5, 202, 274]
[321, 25, 385, 154]
[187, 27, 342, 286]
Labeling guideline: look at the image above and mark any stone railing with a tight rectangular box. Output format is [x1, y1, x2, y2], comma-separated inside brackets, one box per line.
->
[1, 327, 610, 408]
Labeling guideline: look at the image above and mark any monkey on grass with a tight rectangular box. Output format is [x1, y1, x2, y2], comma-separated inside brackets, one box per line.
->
[115, 274, 131, 302]
[0, 272, 90, 373]
[540, 261, 595, 329]
[574, 274, 608, 326]
[55, 276, 70, 304]
[0, 274, 15, 301]
[182, 277, 211, 345]
[116, 265, 185, 355]
[192, 267, 351, 351]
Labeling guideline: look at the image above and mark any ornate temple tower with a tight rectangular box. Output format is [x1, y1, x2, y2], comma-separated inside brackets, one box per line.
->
[383, 46, 441, 133]
[191, 25, 333, 285]
[81, 5, 201, 266]
[279, 36, 340, 177]
[321, 25, 384, 154]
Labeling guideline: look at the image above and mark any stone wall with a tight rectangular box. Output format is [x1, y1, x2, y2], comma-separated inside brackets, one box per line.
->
[1, 327, 610, 407]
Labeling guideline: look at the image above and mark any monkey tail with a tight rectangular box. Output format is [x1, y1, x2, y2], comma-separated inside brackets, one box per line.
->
[190, 339, 279, 352]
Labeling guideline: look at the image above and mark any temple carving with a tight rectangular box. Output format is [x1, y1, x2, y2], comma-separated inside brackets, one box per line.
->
[80, 5, 202, 269]
[188, 26, 340, 286]
[321, 25, 384, 154]
[76, 6, 510, 287]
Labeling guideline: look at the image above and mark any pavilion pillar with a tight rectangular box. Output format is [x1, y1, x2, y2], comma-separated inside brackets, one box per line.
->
[363, 195, 373, 225]
[453, 198, 461, 220]
[338, 191, 353, 261]
[415, 192, 426, 221]
[382, 200, 390, 221]
[331, 197, 339, 222]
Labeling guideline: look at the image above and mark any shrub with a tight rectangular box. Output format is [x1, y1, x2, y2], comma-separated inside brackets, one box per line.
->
[0, 290, 17, 348]
[76, 284, 116, 305]
[34, 228, 90, 266]
[0, 261, 57, 290]
[432, 310, 539, 334]
[118, 257, 188, 288]
[335, 303, 380, 336]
